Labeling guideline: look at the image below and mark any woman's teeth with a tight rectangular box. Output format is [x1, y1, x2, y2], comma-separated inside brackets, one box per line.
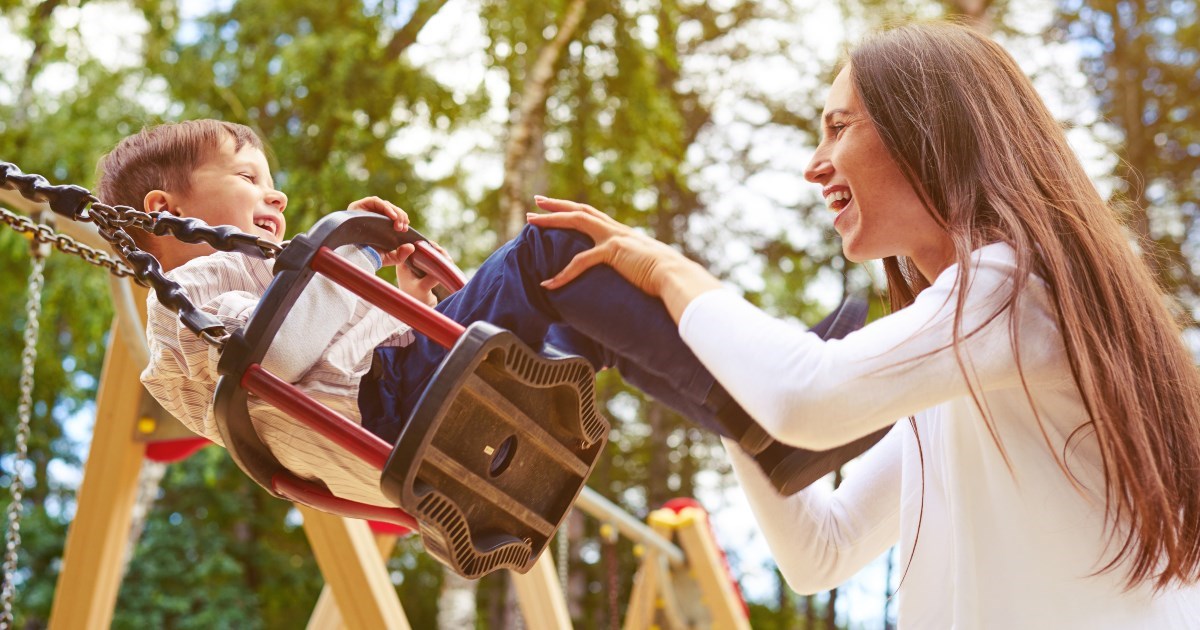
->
[825, 190, 853, 210]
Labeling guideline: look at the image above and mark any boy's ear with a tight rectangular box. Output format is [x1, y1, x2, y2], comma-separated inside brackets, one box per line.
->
[144, 190, 181, 216]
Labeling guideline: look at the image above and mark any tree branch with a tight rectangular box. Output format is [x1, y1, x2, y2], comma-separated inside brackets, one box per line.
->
[385, 0, 452, 59]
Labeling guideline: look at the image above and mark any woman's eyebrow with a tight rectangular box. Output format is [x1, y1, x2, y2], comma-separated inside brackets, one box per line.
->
[823, 108, 851, 124]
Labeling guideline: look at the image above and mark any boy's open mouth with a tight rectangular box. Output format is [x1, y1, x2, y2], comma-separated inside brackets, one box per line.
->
[253, 215, 280, 237]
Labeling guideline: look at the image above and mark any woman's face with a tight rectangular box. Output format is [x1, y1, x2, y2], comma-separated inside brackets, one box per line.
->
[804, 66, 953, 280]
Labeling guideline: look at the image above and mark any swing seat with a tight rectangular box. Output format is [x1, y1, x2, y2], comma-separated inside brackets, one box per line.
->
[380, 320, 606, 578]
[213, 211, 609, 578]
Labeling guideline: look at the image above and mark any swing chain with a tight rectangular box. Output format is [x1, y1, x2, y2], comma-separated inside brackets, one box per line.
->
[1, 161, 290, 350]
[0, 207, 136, 278]
[0, 239, 47, 630]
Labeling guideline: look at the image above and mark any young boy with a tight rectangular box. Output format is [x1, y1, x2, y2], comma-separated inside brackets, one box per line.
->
[99, 119, 870, 507]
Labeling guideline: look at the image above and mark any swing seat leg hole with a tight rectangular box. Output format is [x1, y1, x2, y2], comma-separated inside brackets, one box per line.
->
[487, 434, 518, 477]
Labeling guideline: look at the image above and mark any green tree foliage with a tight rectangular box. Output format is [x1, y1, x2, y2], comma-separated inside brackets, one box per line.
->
[134, 0, 482, 236]
[1056, 0, 1200, 309]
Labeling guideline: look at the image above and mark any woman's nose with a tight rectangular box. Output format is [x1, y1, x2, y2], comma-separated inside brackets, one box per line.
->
[804, 149, 832, 184]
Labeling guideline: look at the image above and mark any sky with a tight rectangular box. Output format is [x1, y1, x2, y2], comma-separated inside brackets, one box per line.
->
[1, 0, 1120, 627]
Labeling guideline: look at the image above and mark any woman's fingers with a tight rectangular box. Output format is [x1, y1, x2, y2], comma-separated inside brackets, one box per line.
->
[542, 247, 609, 289]
[533, 195, 586, 213]
[525, 209, 623, 245]
[534, 196, 613, 223]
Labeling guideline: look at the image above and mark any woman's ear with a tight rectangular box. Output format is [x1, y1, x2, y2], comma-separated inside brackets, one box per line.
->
[144, 190, 181, 216]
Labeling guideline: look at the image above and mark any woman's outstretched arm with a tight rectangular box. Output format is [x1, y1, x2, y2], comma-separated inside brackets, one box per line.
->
[528, 197, 1065, 450]
[725, 423, 904, 593]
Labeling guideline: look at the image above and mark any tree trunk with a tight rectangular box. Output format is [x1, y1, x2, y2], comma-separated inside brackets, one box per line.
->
[437, 567, 477, 629]
[946, 0, 993, 32]
[121, 461, 167, 576]
[776, 566, 793, 629]
[1108, 2, 1159, 281]
[500, 0, 589, 240]
[646, 402, 671, 508]
[824, 468, 844, 629]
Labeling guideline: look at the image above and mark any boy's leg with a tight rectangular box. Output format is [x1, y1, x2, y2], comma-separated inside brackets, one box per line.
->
[362, 224, 717, 442]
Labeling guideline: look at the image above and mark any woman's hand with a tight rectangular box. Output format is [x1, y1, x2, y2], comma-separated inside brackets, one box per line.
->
[527, 196, 722, 322]
[348, 196, 409, 232]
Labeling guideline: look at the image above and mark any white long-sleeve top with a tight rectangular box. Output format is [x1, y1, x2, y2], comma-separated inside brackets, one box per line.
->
[680, 243, 1200, 628]
[142, 246, 414, 506]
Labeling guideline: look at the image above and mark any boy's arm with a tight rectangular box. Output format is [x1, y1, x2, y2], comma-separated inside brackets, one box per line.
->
[260, 244, 379, 382]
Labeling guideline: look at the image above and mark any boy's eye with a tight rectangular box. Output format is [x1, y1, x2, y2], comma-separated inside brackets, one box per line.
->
[239, 173, 256, 183]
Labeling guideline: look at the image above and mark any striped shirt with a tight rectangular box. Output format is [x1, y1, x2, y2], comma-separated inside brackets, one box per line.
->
[141, 248, 414, 506]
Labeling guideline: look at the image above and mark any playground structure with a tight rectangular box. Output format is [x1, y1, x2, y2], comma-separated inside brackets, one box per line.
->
[0, 177, 751, 629]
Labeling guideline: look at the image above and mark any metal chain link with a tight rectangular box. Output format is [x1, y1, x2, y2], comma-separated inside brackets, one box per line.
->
[0, 246, 46, 630]
[0, 207, 135, 277]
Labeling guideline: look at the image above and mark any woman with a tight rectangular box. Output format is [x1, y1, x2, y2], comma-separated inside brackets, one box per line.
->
[528, 21, 1200, 628]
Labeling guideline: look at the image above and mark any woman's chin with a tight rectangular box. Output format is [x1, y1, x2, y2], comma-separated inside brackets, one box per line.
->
[839, 238, 865, 263]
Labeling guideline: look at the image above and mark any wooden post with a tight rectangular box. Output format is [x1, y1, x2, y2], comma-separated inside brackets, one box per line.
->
[622, 543, 664, 630]
[306, 533, 399, 630]
[673, 507, 750, 630]
[296, 506, 411, 630]
[48, 310, 148, 629]
[511, 552, 572, 630]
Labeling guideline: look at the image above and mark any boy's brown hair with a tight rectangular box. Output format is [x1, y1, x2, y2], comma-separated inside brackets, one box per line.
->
[95, 119, 263, 255]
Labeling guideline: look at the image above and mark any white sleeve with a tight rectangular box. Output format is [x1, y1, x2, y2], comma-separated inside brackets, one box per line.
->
[260, 245, 379, 382]
[723, 423, 904, 594]
[679, 250, 1062, 449]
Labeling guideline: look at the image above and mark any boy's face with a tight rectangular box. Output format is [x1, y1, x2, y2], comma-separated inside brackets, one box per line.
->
[167, 136, 288, 243]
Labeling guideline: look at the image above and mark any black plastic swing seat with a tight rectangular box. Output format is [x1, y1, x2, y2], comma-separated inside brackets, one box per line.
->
[381, 321, 607, 578]
[211, 210, 610, 579]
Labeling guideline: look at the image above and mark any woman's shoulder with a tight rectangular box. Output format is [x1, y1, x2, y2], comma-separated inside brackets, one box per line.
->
[929, 242, 1049, 296]
[920, 242, 1059, 335]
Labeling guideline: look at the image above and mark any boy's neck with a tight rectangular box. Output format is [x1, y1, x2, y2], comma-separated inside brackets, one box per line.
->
[158, 242, 220, 272]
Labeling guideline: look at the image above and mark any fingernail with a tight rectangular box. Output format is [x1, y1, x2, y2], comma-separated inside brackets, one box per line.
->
[534, 195, 546, 202]
[540, 278, 554, 288]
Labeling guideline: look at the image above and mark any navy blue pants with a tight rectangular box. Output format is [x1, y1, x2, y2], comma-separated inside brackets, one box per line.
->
[359, 224, 724, 443]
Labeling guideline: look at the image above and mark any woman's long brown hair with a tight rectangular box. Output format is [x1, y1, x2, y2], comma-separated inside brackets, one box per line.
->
[849, 21, 1200, 590]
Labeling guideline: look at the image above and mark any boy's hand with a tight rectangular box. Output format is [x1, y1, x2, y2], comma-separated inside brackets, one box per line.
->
[348, 196, 409, 232]
[346, 196, 455, 305]
[381, 243, 440, 306]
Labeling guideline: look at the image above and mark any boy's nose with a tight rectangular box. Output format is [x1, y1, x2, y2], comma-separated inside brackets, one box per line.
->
[266, 189, 288, 213]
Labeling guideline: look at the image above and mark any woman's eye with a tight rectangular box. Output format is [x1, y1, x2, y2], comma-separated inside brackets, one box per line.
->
[829, 123, 847, 138]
